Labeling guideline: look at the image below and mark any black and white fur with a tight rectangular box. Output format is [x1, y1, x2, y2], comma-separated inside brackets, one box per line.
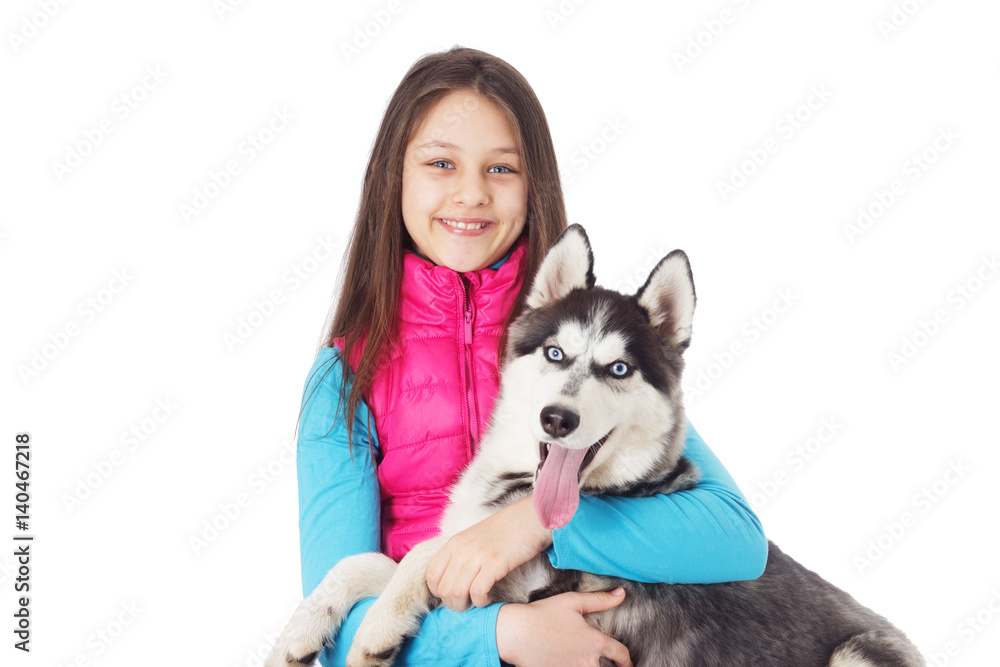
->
[268, 225, 923, 667]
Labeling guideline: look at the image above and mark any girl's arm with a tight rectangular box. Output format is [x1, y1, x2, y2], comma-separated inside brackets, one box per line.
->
[297, 347, 504, 667]
[546, 420, 769, 583]
[431, 421, 764, 665]
[429, 422, 767, 609]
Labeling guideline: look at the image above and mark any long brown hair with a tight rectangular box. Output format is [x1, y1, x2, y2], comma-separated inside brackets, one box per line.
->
[304, 46, 567, 460]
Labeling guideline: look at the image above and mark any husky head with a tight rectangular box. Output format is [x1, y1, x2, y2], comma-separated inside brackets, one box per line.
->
[504, 224, 696, 529]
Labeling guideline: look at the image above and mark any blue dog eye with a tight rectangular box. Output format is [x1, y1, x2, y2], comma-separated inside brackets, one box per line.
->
[610, 362, 629, 377]
[546, 346, 564, 362]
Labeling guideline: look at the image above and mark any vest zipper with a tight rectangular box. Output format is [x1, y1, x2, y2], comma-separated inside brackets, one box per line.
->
[459, 276, 479, 454]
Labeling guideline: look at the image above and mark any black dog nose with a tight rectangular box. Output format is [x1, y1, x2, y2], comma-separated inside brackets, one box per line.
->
[540, 406, 580, 438]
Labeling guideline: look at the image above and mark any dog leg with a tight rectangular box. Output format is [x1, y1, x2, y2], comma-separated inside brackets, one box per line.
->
[828, 629, 926, 666]
[266, 553, 397, 667]
[345, 537, 446, 667]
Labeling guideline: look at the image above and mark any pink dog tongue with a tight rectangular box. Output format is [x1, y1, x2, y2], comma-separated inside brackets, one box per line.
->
[534, 443, 588, 530]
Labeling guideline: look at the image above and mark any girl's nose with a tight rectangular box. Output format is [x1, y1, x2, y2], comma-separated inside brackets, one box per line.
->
[451, 169, 489, 207]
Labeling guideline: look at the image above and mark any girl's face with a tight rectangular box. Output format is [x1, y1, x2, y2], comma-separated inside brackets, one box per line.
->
[401, 89, 528, 273]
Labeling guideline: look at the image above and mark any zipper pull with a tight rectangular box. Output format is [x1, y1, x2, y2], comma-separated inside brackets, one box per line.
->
[460, 275, 474, 343]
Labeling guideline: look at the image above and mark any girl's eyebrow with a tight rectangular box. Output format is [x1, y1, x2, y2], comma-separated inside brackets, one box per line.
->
[415, 140, 519, 156]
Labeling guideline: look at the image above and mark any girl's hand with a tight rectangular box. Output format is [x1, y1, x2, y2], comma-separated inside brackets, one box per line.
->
[496, 588, 633, 667]
[426, 495, 552, 611]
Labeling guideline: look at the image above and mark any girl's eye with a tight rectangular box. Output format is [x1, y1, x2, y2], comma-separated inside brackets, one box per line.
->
[488, 165, 513, 174]
[429, 160, 453, 169]
[545, 346, 564, 362]
[610, 362, 629, 377]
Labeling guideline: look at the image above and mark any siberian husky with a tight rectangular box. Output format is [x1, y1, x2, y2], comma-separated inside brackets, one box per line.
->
[268, 225, 923, 667]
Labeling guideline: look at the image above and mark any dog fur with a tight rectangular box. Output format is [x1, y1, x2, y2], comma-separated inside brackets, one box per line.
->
[268, 224, 923, 667]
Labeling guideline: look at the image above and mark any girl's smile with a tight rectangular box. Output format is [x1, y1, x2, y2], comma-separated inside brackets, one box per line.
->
[401, 89, 528, 272]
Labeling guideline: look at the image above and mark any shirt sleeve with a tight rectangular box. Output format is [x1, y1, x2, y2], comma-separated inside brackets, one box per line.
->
[296, 347, 504, 667]
[546, 420, 768, 584]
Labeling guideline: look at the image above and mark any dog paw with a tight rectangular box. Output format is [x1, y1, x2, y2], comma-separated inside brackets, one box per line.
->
[344, 613, 407, 667]
[265, 626, 327, 667]
[265, 650, 320, 667]
[345, 642, 401, 667]
[346, 595, 416, 667]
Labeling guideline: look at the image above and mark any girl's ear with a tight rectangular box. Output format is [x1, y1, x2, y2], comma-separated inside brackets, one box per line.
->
[526, 224, 595, 309]
[636, 250, 696, 351]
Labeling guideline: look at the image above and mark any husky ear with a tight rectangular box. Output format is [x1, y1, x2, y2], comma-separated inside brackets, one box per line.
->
[526, 224, 595, 309]
[636, 250, 696, 351]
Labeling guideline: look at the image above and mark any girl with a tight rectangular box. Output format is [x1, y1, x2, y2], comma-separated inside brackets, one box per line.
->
[296, 46, 767, 666]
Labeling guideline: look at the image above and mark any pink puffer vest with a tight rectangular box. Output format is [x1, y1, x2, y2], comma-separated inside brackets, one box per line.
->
[338, 234, 528, 561]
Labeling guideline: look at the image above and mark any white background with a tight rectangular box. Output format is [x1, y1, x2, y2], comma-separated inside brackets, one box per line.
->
[2, 1, 999, 665]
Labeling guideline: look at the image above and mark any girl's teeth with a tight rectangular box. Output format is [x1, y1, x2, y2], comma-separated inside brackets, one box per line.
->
[440, 218, 487, 230]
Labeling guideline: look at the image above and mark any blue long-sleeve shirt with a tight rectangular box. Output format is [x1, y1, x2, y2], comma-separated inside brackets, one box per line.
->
[296, 346, 767, 666]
